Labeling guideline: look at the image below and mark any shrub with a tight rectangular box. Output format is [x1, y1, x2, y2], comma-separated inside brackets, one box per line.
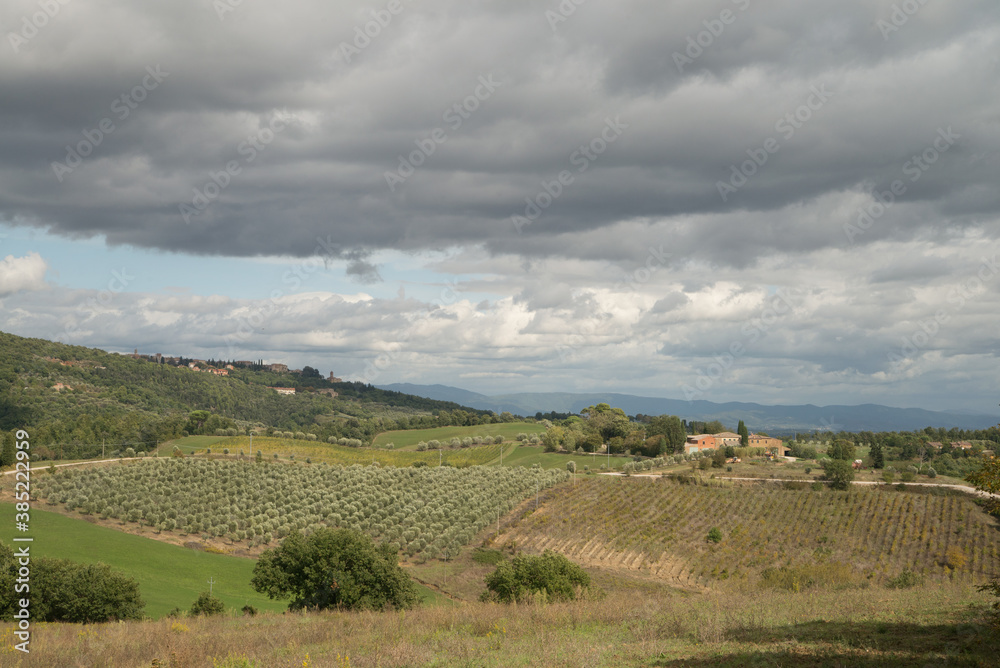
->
[0, 552, 145, 622]
[251, 527, 418, 611]
[706, 527, 723, 543]
[223, 449, 230, 455]
[480, 551, 590, 603]
[241, 604, 258, 616]
[886, 569, 922, 589]
[901, 471, 915, 482]
[189, 591, 226, 616]
[567, 461, 576, 474]
[927, 466, 937, 478]
[943, 547, 967, 570]
[821, 459, 855, 490]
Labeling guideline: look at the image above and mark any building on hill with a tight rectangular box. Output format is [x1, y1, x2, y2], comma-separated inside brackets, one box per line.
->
[714, 432, 741, 448]
[267, 363, 289, 373]
[954, 441, 974, 450]
[749, 434, 788, 456]
[328, 372, 343, 382]
[268, 387, 296, 395]
[685, 435, 716, 454]
[927, 441, 943, 450]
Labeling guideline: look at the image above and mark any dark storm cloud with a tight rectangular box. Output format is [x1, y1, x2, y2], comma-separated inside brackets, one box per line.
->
[1, 0, 997, 268]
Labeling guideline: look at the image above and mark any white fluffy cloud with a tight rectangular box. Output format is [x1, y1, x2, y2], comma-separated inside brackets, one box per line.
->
[0, 253, 48, 296]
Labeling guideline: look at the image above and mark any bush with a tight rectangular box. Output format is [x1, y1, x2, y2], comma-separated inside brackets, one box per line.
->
[241, 604, 258, 616]
[901, 471, 916, 482]
[189, 591, 226, 617]
[821, 459, 855, 490]
[706, 527, 723, 543]
[567, 461, 576, 474]
[0, 551, 144, 623]
[251, 527, 418, 611]
[480, 551, 590, 603]
[886, 569, 922, 589]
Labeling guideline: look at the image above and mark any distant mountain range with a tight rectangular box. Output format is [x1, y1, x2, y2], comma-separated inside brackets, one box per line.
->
[378, 383, 1000, 434]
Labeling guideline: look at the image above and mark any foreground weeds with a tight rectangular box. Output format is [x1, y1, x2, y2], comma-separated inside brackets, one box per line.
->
[3, 584, 997, 666]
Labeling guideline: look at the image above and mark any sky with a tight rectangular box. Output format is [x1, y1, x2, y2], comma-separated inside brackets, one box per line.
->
[1, 0, 999, 414]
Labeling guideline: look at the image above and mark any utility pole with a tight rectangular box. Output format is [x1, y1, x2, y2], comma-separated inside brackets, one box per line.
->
[207, 576, 216, 596]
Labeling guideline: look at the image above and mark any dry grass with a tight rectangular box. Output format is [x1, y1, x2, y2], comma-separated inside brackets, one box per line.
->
[2, 584, 996, 666]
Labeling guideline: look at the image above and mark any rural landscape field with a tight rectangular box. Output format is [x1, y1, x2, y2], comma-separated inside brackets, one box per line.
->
[2, 331, 1000, 665]
[3, 3, 1000, 663]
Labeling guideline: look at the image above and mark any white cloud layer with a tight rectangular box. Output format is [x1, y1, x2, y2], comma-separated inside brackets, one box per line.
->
[2, 1, 999, 413]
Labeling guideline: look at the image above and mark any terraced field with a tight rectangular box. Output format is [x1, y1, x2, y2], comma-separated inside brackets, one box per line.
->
[497, 476, 1000, 590]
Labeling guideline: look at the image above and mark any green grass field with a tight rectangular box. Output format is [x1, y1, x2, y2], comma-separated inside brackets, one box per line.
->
[0, 503, 283, 618]
[160, 435, 228, 455]
[0, 503, 448, 620]
[500, 444, 632, 471]
[372, 422, 542, 449]
[222, 435, 508, 467]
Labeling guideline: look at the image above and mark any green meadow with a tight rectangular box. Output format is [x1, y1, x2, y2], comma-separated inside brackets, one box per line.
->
[0, 503, 283, 619]
[371, 422, 541, 449]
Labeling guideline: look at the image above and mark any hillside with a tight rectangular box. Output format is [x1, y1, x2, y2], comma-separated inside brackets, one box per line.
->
[495, 476, 1000, 591]
[380, 383, 1000, 432]
[0, 330, 501, 454]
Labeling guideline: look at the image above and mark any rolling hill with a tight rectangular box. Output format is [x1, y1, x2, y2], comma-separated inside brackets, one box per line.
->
[380, 383, 1000, 433]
